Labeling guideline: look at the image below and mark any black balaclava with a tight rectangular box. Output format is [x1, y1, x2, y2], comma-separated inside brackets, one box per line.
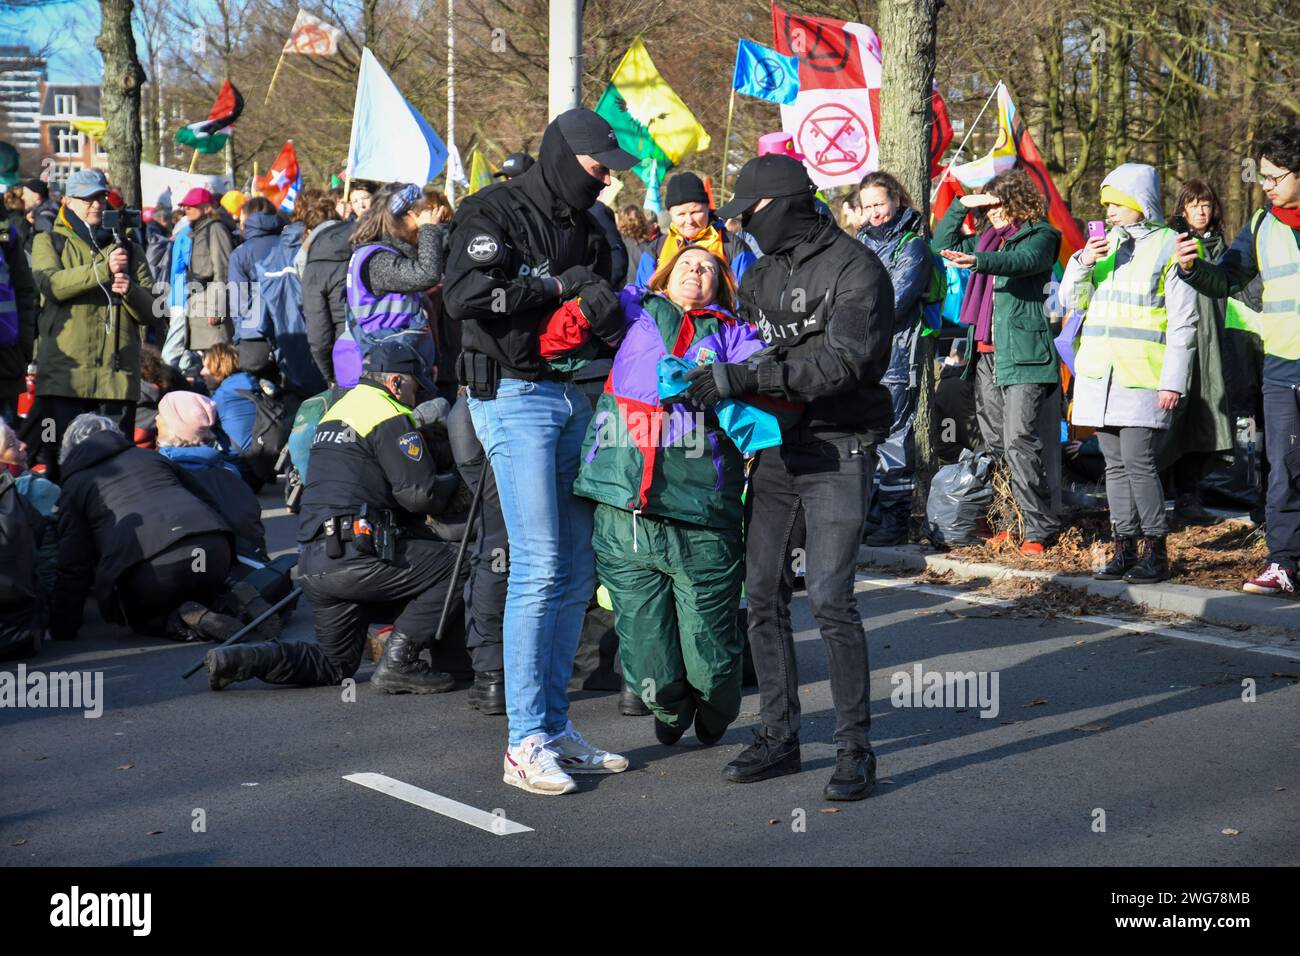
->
[538, 120, 605, 213]
[741, 192, 820, 255]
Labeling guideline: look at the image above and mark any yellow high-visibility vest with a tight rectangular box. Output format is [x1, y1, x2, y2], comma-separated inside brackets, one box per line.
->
[1252, 210, 1300, 360]
[1076, 228, 1179, 389]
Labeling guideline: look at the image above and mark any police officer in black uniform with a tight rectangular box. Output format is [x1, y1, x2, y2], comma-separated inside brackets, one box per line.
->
[205, 341, 463, 694]
[684, 155, 895, 800]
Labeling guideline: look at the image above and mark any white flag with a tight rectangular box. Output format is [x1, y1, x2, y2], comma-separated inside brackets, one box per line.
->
[284, 9, 342, 56]
[347, 48, 448, 184]
[446, 144, 469, 189]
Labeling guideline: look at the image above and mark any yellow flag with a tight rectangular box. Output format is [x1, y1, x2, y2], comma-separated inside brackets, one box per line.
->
[607, 37, 710, 164]
[70, 119, 107, 142]
[468, 149, 493, 194]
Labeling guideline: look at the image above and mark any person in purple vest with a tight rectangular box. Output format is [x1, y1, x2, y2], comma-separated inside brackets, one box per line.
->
[334, 182, 449, 390]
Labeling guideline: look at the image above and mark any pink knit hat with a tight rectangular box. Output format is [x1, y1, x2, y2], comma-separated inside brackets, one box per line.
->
[159, 391, 218, 442]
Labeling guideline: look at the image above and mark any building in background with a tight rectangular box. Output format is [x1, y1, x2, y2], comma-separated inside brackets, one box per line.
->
[0, 45, 47, 167]
[38, 83, 107, 189]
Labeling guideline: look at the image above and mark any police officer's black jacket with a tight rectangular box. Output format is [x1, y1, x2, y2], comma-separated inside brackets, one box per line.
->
[441, 125, 613, 382]
[741, 215, 896, 440]
[298, 382, 457, 542]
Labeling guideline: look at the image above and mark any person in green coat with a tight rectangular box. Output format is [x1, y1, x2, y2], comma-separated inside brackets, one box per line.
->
[573, 247, 770, 748]
[1160, 180, 1235, 524]
[933, 168, 1062, 552]
[28, 169, 158, 478]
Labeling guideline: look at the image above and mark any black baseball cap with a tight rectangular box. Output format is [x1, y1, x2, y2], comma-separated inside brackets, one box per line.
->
[365, 339, 435, 395]
[21, 177, 48, 200]
[493, 152, 536, 179]
[716, 155, 813, 220]
[554, 109, 637, 171]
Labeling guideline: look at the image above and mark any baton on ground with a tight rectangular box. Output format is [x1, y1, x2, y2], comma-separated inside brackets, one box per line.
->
[181, 586, 302, 680]
[433, 458, 490, 645]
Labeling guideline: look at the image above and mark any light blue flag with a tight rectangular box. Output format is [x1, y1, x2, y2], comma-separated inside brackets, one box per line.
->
[347, 47, 448, 184]
[732, 39, 799, 105]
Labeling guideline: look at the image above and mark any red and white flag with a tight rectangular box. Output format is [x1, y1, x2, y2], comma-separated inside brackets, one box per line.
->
[256, 140, 300, 209]
[284, 9, 342, 56]
[772, 3, 882, 189]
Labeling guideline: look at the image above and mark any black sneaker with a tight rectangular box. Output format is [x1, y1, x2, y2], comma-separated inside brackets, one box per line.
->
[823, 748, 877, 801]
[722, 730, 801, 783]
[653, 717, 685, 746]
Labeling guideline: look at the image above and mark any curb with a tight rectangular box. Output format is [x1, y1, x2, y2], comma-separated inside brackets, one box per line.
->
[858, 544, 1300, 643]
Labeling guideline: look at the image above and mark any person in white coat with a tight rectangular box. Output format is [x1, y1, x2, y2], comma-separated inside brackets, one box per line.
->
[1059, 163, 1198, 583]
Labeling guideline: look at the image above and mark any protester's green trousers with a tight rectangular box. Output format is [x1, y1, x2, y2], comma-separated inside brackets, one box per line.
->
[591, 503, 744, 736]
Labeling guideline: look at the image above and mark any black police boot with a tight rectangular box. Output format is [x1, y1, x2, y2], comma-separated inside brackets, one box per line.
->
[722, 729, 801, 783]
[206, 641, 285, 691]
[370, 630, 455, 694]
[654, 716, 685, 746]
[619, 683, 651, 716]
[823, 748, 877, 801]
[866, 504, 909, 547]
[1094, 534, 1139, 581]
[1124, 536, 1170, 584]
[468, 670, 506, 715]
[178, 602, 245, 643]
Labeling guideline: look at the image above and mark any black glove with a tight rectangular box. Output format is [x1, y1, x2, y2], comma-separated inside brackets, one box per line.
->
[412, 398, 451, 429]
[683, 362, 759, 409]
[555, 265, 598, 299]
[578, 279, 626, 348]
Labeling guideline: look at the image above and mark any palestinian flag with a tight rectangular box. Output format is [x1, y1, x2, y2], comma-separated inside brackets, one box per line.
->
[175, 81, 244, 154]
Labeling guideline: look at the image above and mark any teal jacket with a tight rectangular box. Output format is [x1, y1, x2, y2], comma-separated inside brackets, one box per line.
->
[932, 201, 1061, 386]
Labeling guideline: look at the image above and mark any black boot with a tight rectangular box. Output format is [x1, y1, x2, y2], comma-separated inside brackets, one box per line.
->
[467, 670, 506, 715]
[865, 505, 909, 546]
[654, 716, 685, 746]
[370, 630, 455, 694]
[178, 602, 245, 643]
[1124, 536, 1169, 583]
[722, 729, 801, 783]
[823, 748, 877, 801]
[205, 641, 286, 691]
[1094, 534, 1139, 580]
[1173, 493, 1214, 526]
[619, 683, 651, 716]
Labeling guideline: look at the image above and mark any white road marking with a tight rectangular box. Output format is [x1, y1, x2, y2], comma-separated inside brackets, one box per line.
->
[343, 772, 532, 835]
[855, 574, 1300, 661]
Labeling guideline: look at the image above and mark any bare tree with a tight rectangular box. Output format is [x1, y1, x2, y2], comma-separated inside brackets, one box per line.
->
[97, 0, 146, 206]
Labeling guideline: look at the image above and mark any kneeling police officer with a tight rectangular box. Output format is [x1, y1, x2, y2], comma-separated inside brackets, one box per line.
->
[206, 341, 463, 693]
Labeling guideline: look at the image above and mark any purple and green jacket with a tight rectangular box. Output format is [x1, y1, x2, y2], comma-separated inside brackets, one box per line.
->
[573, 287, 766, 530]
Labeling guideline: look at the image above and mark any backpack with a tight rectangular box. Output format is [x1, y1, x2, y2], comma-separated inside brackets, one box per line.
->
[235, 386, 290, 483]
[253, 230, 327, 397]
[896, 230, 948, 331]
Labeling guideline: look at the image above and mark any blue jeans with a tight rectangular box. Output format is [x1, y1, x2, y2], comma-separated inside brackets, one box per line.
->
[468, 378, 596, 746]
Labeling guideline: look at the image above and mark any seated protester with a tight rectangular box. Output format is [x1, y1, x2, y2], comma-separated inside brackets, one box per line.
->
[0, 421, 59, 651]
[572, 246, 769, 747]
[332, 182, 449, 389]
[156, 391, 267, 561]
[200, 342, 263, 486]
[48, 413, 235, 642]
[635, 173, 755, 287]
[134, 343, 188, 448]
[933, 338, 980, 465]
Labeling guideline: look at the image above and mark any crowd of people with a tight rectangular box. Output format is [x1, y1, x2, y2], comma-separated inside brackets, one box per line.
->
[1, 109, 1296, 802]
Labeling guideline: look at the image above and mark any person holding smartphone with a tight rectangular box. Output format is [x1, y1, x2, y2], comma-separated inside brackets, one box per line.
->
[1059, 163, 1199, 583]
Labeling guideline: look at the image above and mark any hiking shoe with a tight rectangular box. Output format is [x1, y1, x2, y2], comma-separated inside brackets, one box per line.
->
[722, 729, 801, 783]
[1243, 563, 1296, 596]
[823, 748, 877, 801]
[547, 720, 629, 774]
[503, 734, 577, 796]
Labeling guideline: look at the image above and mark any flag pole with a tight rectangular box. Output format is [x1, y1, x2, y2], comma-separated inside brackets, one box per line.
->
[188, 149, 200, 174]
[930, 81, 1001, 203]
[720, 80, 737, 205]
[445, 0, 456, 205]
[264, 51, 287, 107]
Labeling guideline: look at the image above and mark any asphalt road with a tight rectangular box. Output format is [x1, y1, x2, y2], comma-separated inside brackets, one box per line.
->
[3, 494, 1298, 867]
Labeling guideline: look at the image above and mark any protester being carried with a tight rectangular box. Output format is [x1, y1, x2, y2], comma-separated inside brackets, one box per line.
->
[1177, 125, 1300, 596]
[573, 246, 762, 746]
[1061, 163, 1197, 584]
[635, 172, 755, 286]
[333, 182, 448, 389]
[49, 413, 234, 642]
[935, 168, 1062, 555]
[854, 171, 934, 545]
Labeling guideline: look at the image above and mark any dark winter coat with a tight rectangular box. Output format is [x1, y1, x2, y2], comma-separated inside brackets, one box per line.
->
[227, 211, 284, 340]
[302, 219, 353, 384]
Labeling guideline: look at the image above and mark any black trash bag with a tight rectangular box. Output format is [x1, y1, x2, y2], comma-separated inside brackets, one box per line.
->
[924, 448, 995, 548]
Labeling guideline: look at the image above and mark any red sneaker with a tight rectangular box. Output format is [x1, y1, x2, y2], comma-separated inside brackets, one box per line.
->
[1020, 541, 1045, 556]
[1242, 564, 1295, 596]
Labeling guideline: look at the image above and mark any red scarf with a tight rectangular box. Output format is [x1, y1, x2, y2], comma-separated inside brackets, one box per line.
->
[1270, 205, 1300, 229]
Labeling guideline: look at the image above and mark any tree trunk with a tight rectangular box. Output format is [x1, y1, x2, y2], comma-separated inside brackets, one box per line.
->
[97, 0, 146, 208]
[878, 0, 940, 525]
[1103, 19, 1129, 170]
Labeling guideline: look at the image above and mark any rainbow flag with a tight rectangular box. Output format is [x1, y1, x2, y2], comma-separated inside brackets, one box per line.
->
[949, 82, 1083, 273]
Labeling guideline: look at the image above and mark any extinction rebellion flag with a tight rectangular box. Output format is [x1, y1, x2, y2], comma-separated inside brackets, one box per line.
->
[175, 80, 244, 154]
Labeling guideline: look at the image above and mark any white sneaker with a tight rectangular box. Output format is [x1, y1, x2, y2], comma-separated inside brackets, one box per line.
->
[547, 720, 629, 774]
[503, 733, 577, 796]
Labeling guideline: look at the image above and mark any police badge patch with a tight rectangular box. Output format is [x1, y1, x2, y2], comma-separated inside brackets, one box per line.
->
[467, 234, 500, 262]
[398, 432, 424, 461]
